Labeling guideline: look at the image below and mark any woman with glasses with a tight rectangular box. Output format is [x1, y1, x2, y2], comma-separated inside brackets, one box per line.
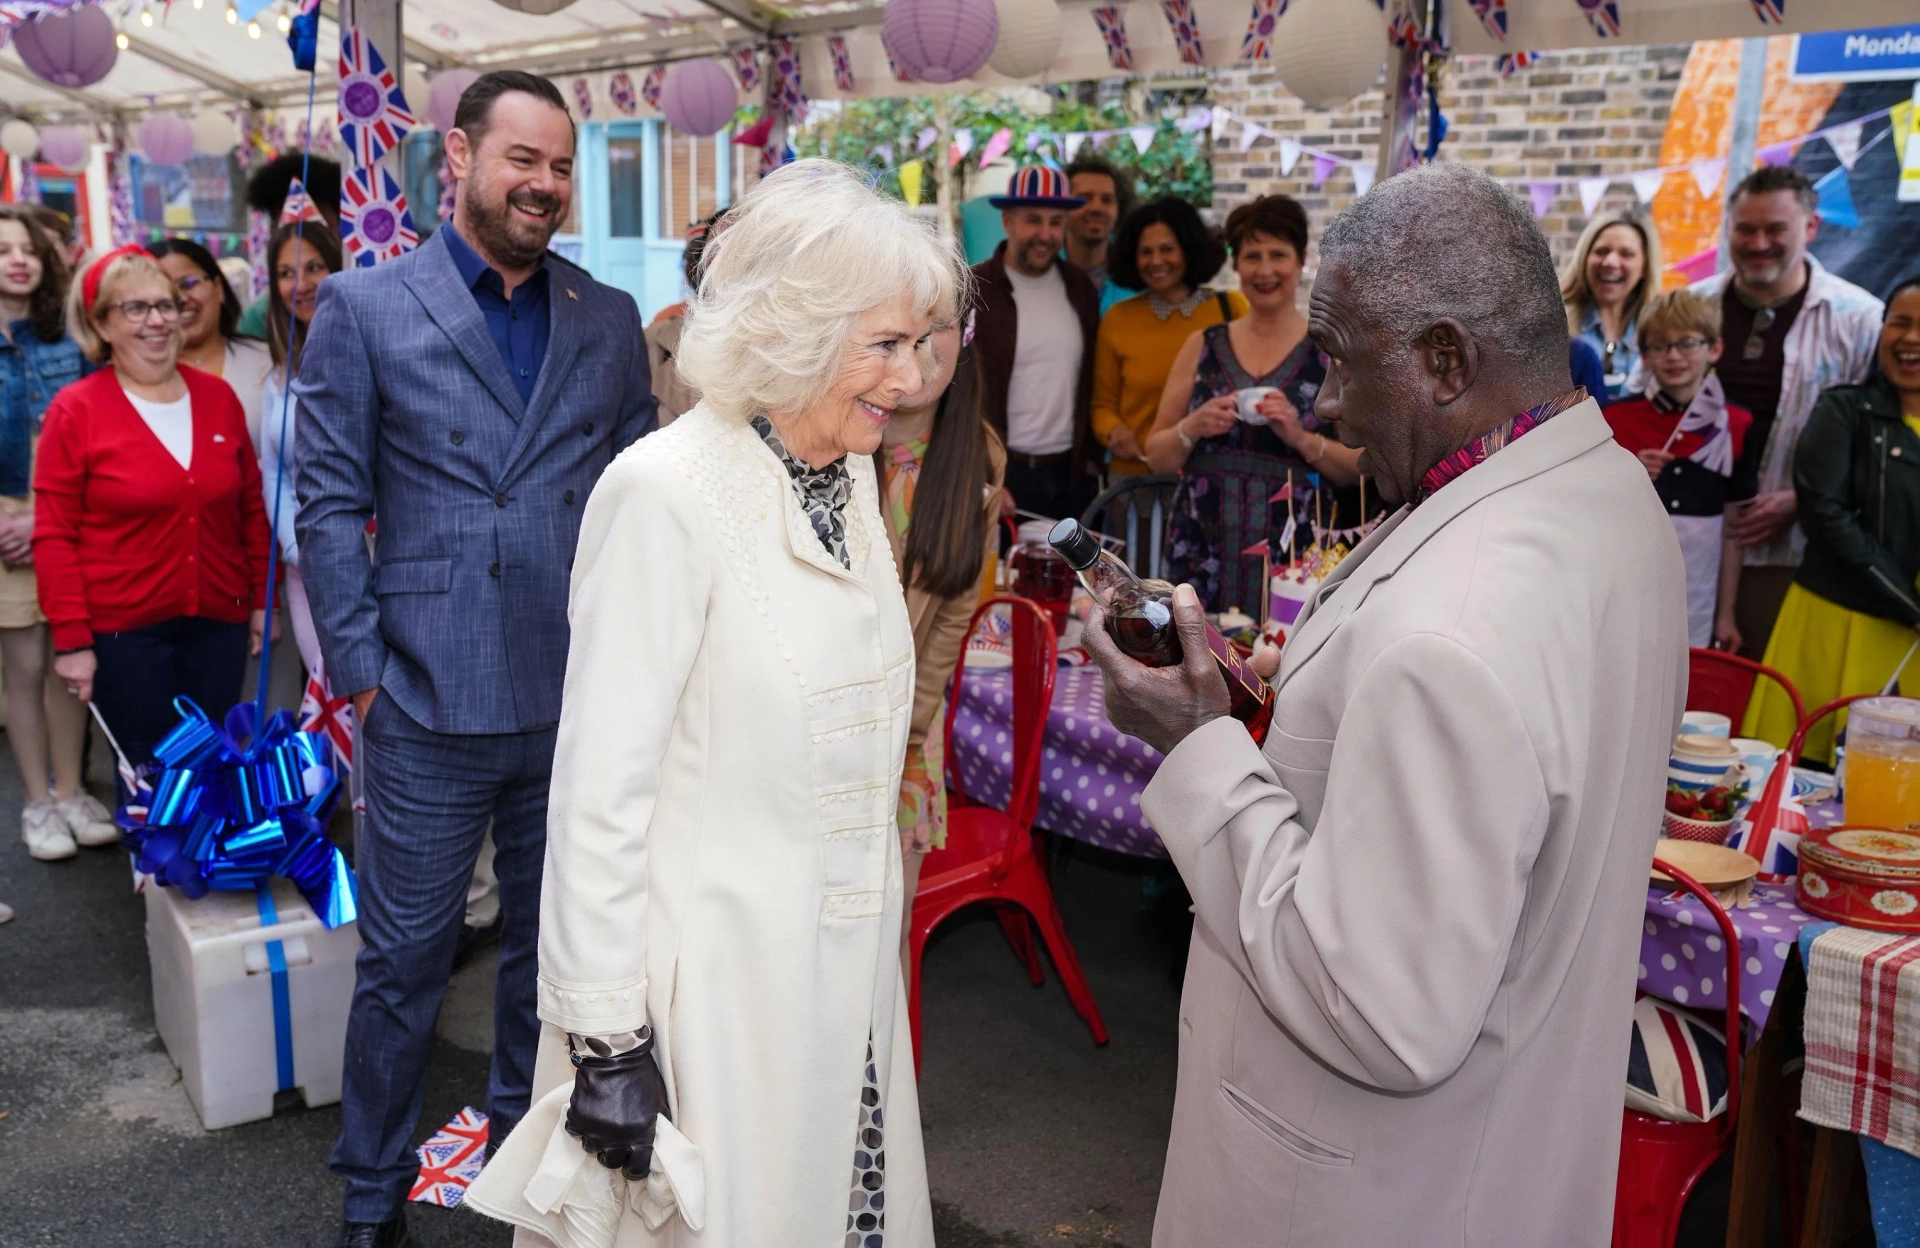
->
[149, 238, 273, 453]
[1561, 210, 1662, 402]
[1604, 291, 1758, 648]
[32, 245, 271, 784]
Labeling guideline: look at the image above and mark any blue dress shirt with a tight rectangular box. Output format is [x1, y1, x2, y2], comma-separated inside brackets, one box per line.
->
[441, 223, 551, 406]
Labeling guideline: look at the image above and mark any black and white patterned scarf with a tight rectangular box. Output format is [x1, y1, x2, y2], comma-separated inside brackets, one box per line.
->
[752, 413, 853, 569]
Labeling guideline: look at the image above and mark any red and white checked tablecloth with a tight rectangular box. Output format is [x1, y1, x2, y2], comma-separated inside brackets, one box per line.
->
[1800, 926, 1920, 1156]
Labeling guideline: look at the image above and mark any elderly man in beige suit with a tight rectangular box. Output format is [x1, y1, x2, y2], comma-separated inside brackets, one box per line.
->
[1083, 163, 1688, 1247]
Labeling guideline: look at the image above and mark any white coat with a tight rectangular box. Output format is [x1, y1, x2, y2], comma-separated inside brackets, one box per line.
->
[466, 401, 933, 1247]
[1142, 400, 1689, 1246]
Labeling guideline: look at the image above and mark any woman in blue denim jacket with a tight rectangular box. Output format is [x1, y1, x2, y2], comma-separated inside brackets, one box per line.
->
[1560, 210, 1663, 403]
[0, 205, 114, 876]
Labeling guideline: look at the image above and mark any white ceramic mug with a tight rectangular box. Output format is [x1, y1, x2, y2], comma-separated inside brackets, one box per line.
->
[1235, 386, 1279, 424]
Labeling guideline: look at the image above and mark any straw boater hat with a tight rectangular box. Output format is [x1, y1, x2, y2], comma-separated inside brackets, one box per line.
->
[988, 165, 1087, 210]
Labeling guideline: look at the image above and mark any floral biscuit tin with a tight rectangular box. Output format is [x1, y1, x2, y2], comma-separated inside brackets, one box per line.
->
[1797, 826, 1920, 932]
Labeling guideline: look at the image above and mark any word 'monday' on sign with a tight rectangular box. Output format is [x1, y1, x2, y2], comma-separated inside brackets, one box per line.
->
[1790, 23, 1920, 82]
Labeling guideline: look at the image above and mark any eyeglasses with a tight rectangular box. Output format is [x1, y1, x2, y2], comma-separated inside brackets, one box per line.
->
[1644, 337, 1714, 357]
[114, 298, 183, 323]
[1742, 307, 1776, 361]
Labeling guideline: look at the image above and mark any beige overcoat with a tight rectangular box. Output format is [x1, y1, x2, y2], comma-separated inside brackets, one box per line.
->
[466, 401, 931, 1247]
[1141, 400, 1689, 1246]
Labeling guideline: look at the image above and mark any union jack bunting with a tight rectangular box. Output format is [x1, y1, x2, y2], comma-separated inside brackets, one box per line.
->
[640, 65, 665, 109]
[570, 77, 594, 119]
[1240, 0, 1285, 60]
[608, 71, 638, 116]
[108, 152, 135, 246]
[340, 165, 419, 268]
[731, 45, 762, 92]
[880, 31, 913, 82]
[1496, 50, 1538, 78]
[1468, 0, 1507, 40]
[408, 1107, 488, 1208]
[1092, 6, 1133, 71]
[279, 177, 329, 228]
[1749, 0, 1784, 22]
[770, 35, 806, 124]
[247, 209, 272, 299]
[336, 25, 416, 170]
[1577, 0, 1620, 38]
[828, 34, 856, 92]
[1160, 0, 1205, 66]
[298, 667, 355, 772]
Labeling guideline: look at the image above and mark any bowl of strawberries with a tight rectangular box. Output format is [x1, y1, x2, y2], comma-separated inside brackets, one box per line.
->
[1663, 782, 1745, 844]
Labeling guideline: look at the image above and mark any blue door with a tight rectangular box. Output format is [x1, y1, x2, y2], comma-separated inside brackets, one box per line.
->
[576, 120, 733, 321]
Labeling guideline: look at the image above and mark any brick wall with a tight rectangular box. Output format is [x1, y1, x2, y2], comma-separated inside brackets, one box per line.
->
[1209, 42, 1692, 285]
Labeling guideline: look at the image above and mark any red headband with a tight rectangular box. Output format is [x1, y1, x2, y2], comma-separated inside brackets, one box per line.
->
[81, 244, 153, 312]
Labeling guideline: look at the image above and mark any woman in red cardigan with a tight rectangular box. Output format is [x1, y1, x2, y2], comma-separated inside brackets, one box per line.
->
[35, 245, 270, 782]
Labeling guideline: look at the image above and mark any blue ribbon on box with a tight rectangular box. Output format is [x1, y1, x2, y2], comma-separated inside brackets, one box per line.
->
[118, 697, 359, 930]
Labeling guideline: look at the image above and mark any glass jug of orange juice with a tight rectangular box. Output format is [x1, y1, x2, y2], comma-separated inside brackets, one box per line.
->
[1844, 697, 1920, 830]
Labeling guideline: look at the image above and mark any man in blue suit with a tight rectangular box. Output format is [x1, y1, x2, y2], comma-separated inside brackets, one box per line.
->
[294, 70, 655, 1248]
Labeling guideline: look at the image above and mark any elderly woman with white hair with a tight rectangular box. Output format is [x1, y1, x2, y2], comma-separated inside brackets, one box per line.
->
[467, 160, 960, 1248]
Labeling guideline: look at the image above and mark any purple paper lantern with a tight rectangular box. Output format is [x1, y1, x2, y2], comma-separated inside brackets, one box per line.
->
[660, 58, 738, 137]
[882, 0, 999, 85]
[137, 115, 196, 168]
[38, 125, 91, 172]
[14, 6, 119, 89]
[427, 68, 481, 134]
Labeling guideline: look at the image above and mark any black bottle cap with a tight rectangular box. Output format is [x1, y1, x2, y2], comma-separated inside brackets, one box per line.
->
[1048, 517, 1100, 570]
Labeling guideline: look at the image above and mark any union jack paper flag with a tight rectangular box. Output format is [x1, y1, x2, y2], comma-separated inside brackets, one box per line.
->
[570, 77, 594, 119]
[881, 32, 913, 82]
[408, 1107, 488, 1208]
[640, 65, 665, 109]
[279, 177, 329, 228]
[1092, 7, 1133, 71]
[770, 35, 806, 124]
[340, 165, 419, 268]
[1497, 50, 1538, 78]
[1577, 0, 1620, 38]
[731, 45, 762, 92]
[1240, 0, 1285, 60]
[1160, 0, 1205, 66]
[828, 34, 856, 92]
[608, 71, 638, 116]
[298, 666, 354, 772]
[337, 25, 416, 170]
[1468, 0, 1507, 40]
[1749, 0, 1784, 22]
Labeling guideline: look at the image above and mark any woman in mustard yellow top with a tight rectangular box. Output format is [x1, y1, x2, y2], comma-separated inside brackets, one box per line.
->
[1093, 198, 1248, 476]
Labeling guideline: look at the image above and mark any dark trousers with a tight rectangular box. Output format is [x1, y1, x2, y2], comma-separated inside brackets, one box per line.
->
[329, 691, 555, 1221]
[1735, 564, 1799, 661]
[91, 616, 249, 790]
[1005, 459, 1092, 526]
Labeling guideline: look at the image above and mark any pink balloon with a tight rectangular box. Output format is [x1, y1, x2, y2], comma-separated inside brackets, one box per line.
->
[137, 115, 196, 168]
[427, 68, 481, 135]
[660, 59, 737, 137]
[38, 124, 90, 172]
[882, 0, 999, 85]
[14, 6, 119, 89]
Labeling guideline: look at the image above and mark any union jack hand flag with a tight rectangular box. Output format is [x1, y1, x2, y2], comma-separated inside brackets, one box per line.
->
[1497, 50, 1538, 78]
[298, 664, 355, 772]
[1469, 0, 1507, 40]
[408, 1107, 488, 1208]
[340, 165, 419, 268]
[337, 24, 416, 169]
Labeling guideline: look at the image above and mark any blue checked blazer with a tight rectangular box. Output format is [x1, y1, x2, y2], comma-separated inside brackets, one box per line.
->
[293, 229, 656, 735]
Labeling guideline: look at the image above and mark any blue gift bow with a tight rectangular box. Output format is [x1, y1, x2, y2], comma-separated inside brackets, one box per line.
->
[119, 697, 359, 930]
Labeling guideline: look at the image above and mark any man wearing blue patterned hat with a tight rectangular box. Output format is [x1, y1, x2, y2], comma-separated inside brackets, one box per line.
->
[971, 165, 1103, 523]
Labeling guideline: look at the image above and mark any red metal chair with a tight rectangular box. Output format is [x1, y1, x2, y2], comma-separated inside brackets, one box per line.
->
[1612, 858, 1744, 1248]
[1686, 648, 1805, 737]
[908, 595, 1109, 1068]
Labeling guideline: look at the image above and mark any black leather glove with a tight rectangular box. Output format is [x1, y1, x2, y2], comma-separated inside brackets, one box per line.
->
[564, 1029, 670, 1181]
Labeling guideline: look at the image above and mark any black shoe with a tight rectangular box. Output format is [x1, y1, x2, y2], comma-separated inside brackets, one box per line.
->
[335, 1215, 409, 1248]
[451, 915, 503, 971]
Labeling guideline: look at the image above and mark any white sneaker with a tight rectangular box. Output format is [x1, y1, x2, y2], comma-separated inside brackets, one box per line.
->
[58, 793, 120, 848]
[23, 798, 76, 860]
[0, 900, 13, 923]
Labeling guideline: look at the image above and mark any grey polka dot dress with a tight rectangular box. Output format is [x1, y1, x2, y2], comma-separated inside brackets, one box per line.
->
[847, 1037, 886, 1247]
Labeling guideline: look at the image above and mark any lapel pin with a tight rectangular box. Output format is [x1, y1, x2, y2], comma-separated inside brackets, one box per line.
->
[565, 288, 578, 301]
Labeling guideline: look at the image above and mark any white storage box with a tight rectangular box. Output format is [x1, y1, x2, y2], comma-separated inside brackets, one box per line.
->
[146, 876, 360, 1129]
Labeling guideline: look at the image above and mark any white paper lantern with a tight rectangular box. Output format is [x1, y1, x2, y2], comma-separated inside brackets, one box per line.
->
[488, 0, 580, 12]
[0, 120, 40, 160]
[1271, 0, 1387, 111]
[137, 114, 196, 167]
[987, 0, 1061, 79]
[192, 110, 237, 157]
[38, 124, 90, 171]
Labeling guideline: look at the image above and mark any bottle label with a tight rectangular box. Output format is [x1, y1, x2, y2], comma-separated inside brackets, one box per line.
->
[1204, 620, 1265, 699]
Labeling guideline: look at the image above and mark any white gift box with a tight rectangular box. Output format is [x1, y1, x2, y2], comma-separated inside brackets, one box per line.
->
[146, 876, 360, 1129]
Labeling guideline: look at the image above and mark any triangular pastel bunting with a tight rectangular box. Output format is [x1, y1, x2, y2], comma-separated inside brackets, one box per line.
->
[1825, 122, 1862, 171]
[1578, 176, 1610, 216]
[1278, 137, 1301, 175]
[1351, 162, 1376, 195]
[1630, 170, 1664, 203]
[1129, 126, 1156, 154]
[1689, 158, 1726, 199]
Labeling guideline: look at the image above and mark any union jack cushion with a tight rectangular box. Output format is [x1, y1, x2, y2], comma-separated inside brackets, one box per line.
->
[1625, 996, 1730, 1123]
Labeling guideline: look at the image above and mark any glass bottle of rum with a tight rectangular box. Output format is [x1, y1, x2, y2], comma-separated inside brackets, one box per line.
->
[1048, 518, 1275, 744]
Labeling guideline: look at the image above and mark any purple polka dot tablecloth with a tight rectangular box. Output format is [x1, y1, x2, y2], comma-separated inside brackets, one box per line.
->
[949, 663, 1168, 859]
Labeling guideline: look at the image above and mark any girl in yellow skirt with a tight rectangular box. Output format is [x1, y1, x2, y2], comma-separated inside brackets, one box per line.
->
[1745, 278, 1920, 761]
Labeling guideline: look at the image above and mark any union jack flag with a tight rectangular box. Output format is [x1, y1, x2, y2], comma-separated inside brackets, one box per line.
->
[1092, 6, 1133, 71]
[730, 45, 762, 92]
[279, 177, 329, 228]
[1468, 0, 1507, 40]
[608, 71, 638, 116]
[570, 77, 594, 119]
[880, 32, 913, 82]
[1240, 0, 1286, 60]
[1749, 0, 1784, 22]
[1497, 50, 1538, 78]
[298, 665, 354, 772]
[337, 25, 416, 170]
[1160, 0, 1205, 66]
[770, 35, 806, 124]
[408, 1107, 488, 1208]
[640, 65, 665, 109]
[1577, 0, 1620, 38]
[828, 34, 856, 92]
[340, 165, 418, 268]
